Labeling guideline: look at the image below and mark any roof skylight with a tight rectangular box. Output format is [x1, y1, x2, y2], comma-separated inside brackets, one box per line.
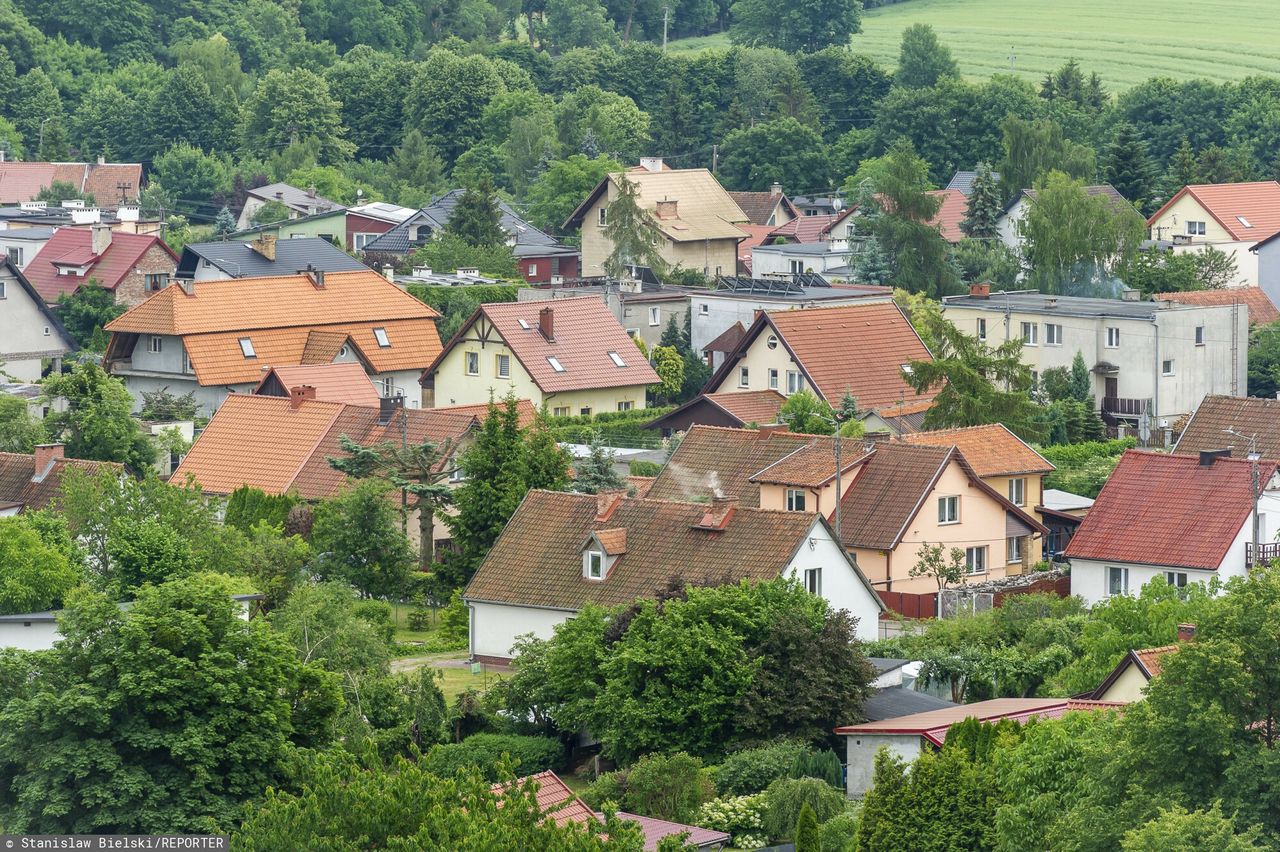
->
[547, 356, 566, 372]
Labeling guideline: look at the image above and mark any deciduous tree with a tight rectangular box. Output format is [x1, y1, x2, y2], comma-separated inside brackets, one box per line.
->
[894, 24, 958, 89]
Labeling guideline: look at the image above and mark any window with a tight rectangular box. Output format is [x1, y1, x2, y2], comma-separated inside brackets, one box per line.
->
[1162, 359, 1175, 376]
[495, 354, 511, 378]
[699, 303, 708, 316]
[1008, 477, 1025, 506]
[7, 248, 20, 267]
[617, 400, 634, 411]
[976, 318, 986, 340]
[238, 337, 256, 358]
[373, 327, 390, 348]
[938, 495, 959, 524]
[338, 344, 349, 358]
[547, 356, 566, 372]
[182, 348, 192, 373]
[648, 307, 660, 326]
[1186, 220, 1206, 236]
[739, 366, 749, 387]
[43, 326, 50, 336]
[579, 406, 592, 416]
[149, 335, 163, 354]
[1108, 566, 1130, 597]
[786, 489, 807, 511]
[1105, 327, 1120, 348]
[465, 352, 479, 375]
[1166, 571, 1188, 588]
[552, 406, 570, 417]
[145, 273, 168, 292]
[0, 281, 5, 298]
[789, 260, 804, 274]
[804, 567, 821, 595]
[1007, 536, 1023, 564]
[353, 233, 377, 250]
[1195, 325, 1205, 345]
[1045, 323, 1062, 345]
[786, 371, 803, 394]
[597, 207, 607, 227]
[965, 546, 987, 574]
[768, 369, 779, 389]
[586, 550, 604, 579]
[527, 263, 537, 278]
[381, 377, 394, 396]
[766, 335, 779, 350]
[608, 351, 626, 367]
[1020, 321, 1038, 345]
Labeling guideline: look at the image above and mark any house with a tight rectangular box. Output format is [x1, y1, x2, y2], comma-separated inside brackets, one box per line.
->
[0, 255, 75, 381]
[518, 281, 688, 350]
[0, 201, 159, 236]
[422, 297, 657, 415]
[1149, 181, 1280, 286]
[226, 202, 416, 252]
[24, 226, 178, 306]
[236, 182, 341, 230]
[926, 189, 968, 243]
[1039, 488, 1094, 557]
[254, 363, 381, 406]
[464, 488, 886, 662]
[1175, 394, 1280, 460]
[175, 235, 371, 282]
[0, 226, 54, 269]
[646, 389, 787, 436]
[491, 772, 730, 851]
[702, 321, 746, 371]
[997, 184, 1137, 256]
[791, 194, 843, 217]
[945, 170, 1000, 197]
[703, 302, 936, 417]
[836, 698, 1122, 796]
[728, 184, 797, 227]
[361, 189, 579, 283]
[565, 160, 749, 279]
[1065, 449, 1280, 605]
[0, 444, 118, 515]
[862, 663, 957, 722]
[1155, 287, 1279, 326]
[857, 399, 933, 437]
[1249, 229, 1280, 307]
[1089, 624, 1194, 703]
[103, 268, 442, 415]
[941, 284, 1249, 429]
[0, 158, 143, 205]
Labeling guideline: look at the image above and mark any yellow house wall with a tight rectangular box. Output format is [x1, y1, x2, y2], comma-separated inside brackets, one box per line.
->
[708, 327, 809, 396]
[1096, 662, 1151, 703]
[758, 479, 842, 517]
[1149, 194, 1234, 243]
[984, 473, 1044, 517]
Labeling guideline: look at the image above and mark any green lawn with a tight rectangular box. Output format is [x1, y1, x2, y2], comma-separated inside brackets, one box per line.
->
[669, 0, 1280, 89]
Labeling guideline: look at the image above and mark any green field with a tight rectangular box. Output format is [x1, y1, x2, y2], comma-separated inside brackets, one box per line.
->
[669, 0, 1280, 90]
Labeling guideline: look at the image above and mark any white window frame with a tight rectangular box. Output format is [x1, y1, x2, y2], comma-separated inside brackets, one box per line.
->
[465, 351, 479, 376]
[149, 335, 163, 354]
[1108, 566, 1130, 597]
[496, 353, 511, 378]
[548, 356, 566, 372]
[373, 327, 391, 348]
[597, 207, 607, 228]
[976, 318, 986, 341]
[1162, 359, 1175, 376]
[1187, 220, 1206, 236]
[1020, 321, 1038, 346]
[238, 337, 256, 358]
[1105, 327, 1120, 349]
[965, 546, 987, 575]
[617, 400, 633, 411]
[1045, 323, 1062, 345]
[8, 248, 20, 267]
[739, 366, 749, 387]
[528, 263, 537, 278]
[648, 307, 660, 326]
[552, 406, 570, 417]
[1008, 477, 1025, 506]
[182, 348, 192, 374]
[786, 371, 802, 394]
[380, 377, 394, 397]
[789, 259, 804, 275]
[1195, 325, 1205, 346]
[699, 303, 709, 316]
[608, 351, 626, 367]
[1166, 571, 1188, 588]
[768, 368, 779, 390]
[804, 567, 821, 596]
[1006, 536, 1023, 565]
[785, 488, 807, 512]
[586, 550, 604, 580]
[938, 495, 959, 525]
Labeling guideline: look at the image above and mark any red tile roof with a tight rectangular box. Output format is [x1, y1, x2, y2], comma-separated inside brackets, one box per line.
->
[836, 697, 1121, 746]
[702, 321, 747, 355]
[0, 162, 142, 205]
[25, 229, 177, 302]
[1175, 395, 1280, 461]
[615, 812, 731, 851]
[768, 213, 840, 243]
[0, 451, 119, 511]
[727, 191, 795, 226]
[490, 771, 599, 828]
[705, 389, 787, 425]
[900, 424, 1054, 476]
[750, 436, 872, 488]
[1134, 645, 1177, 678]
[430, 297, 658, 394]
[1149, 181, 1280, 242]
[254, 364, 381, 405]
[1064, 449, 1277, 570]
[646, 425, 813, 506]
[1154, 288, 1279, 325]
[735, 224, 777, 273]
[927, 188, 968, 243]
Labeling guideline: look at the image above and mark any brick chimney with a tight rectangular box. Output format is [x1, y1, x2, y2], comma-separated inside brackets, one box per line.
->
[289, 385, 317, 409]
[969, 282, 990, 299]
[32, 443, 64, 482]
[655, 198, 679, 220]
[1177, 623, 1197, 642]
[539, 306, 555, 341]
[595, 489, 626, 523]
[696, 495, 738, 531]
[251, 234, 277, 261]
[90, 223, 112, 256]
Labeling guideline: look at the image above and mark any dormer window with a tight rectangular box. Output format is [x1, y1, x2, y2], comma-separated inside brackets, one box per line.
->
[373, 327, 390, 348]
[239, 337, 256, 358]
[585, 550, 604, 580]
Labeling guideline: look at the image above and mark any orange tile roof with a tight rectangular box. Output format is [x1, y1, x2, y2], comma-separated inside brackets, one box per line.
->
[736, 224, 778, 273]
[490, 772, 599, 828]
[646, 425, 813, 506]
[1134, 645, 1177, 678]
[255, 364, 380, 406]
[594, 528, 628, 555]
[749, 436, 872, 487]
[704, 390, 786, 425]
[301, 330, 350, 364]
[927, 189, 968, 243]
[625, 475, 655, 497]
[1154, 288, 1279, 325]
[900, 424, 1053, 476]
[1148, 181, 1280, 242]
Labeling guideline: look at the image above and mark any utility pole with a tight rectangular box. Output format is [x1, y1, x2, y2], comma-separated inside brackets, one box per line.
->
[662, 5, 671, 50]
[711, 143, 718, 173]
[1226, 427, 1262, 562]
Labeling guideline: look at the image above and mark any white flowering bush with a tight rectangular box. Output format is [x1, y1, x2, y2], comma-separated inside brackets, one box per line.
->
[696, 793, 766, 848]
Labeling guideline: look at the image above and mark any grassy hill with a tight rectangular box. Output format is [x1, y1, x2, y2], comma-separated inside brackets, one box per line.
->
[669, 0, 1280, 90]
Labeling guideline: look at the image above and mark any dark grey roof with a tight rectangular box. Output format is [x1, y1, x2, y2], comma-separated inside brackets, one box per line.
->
[862, 686, 957, 722]
[247, 182, 340, 215]
[0, 610, 57, 623]
[868, 657, 910, 674]
[178, 237, 370, 279]
[946, 170, 1000, 196]
[942, 291, 1203, 319]
[0, 226, 56, 240]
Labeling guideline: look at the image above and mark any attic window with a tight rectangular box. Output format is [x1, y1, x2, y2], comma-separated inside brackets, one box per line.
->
[608, 351, 626, 367]
[373, 327, 390, 348]
[585, 550, 604, 580]
[518, 318, 531, 330]
[767, 335, 778, 349]
[1239, 216, 1253, 228]
[547, 356, 566, 372]
[239, 337, 256, 358]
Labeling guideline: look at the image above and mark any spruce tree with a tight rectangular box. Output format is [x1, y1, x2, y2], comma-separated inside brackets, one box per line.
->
[1102, 123, 1154, 213]
[213, 206, 236, 236]
[602, 173, 665, 278]
[571, 431, 625, 495]
[793, 802, 820, 851]
[960, 161, 1002, 239]
[445, 178, 507, 247]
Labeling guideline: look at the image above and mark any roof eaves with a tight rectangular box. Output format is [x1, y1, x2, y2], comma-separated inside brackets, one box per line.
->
[562, 176, 612, 231]
[794, 513, 886, 613]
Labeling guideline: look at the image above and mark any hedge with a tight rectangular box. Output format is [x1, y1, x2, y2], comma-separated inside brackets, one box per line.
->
[422, 733, 564, 781]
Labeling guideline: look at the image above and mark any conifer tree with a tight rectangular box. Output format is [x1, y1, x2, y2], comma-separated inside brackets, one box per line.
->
[603, 173, 664, 278]
[1103, 124, 1154, 213]
[213, 206, 236, 236]
[960, 161, 1002, 239]
[445, 178, 506, 247]
[571, 431, 625, 495]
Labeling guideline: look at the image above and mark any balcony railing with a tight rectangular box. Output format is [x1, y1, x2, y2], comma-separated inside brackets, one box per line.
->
[1246, 542, 1280, 569]
[1101, 397, 1150, 417]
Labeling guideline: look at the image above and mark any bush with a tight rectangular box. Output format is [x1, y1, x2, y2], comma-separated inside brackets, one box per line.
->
[622, 752, 715, 823]
[628, 460, 663, 477]
[763, 777, 848, 841]
[791, 749, 843, 790]
[438, 589, 469, 649]
[696, 794, 767, 845]
[224, 486, 298, 533]
[819, 810, 861, 852]
[716, 742, 811, 796]
[582, 769, 629, 810]
[406, 608, 432, 631]
[422, 733, 563, 781]
[352, 599, 396, 645]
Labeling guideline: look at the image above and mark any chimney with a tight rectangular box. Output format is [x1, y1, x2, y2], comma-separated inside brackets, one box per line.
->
[303, 265, 325, 289]
[639, 157, 664, 173]
[383, 264, 395, 283]
[274, 191, 284, 200]
[655, 198, 679, 220]
[1121, 288, 1140, 302]
[378, 394, 404, 425]
[179, 277, 195, 296]
[595, 489, 626, 523]
[539, 306, 555, 341]
[0, 149, 5, 163]
[289, 385, 317, 409]
[1199, 448, 1231, 466]
[770, 182, 783, 197]
[969, 282, 990, 299]
[97, 154, 106, 165]
[413, 266, 432, 278]
[696, 495, 738, 531]
[1177, 623, 1196, 642]
[306, 185, 317, 199]
[32, 444, 64, 482]
[251, 234, 277, 261]
[90, 223, 112, 256]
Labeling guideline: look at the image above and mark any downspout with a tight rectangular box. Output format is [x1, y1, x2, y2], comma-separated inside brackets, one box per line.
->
[1152, 316, 1160, 427]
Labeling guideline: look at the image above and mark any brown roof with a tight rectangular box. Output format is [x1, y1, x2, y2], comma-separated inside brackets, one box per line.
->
[625, 475, 655, 497]
[429, 297, 657, 394]
[464, 489, 860, 611]
[172, 395, 474, 497]
[1175, 395, 1280, 461]
[768, 213, 840, 244]
[870, 398, 934, 435]
[900, 424, 1053, 476]
[565, 169, 749, 243]
[490, 772, 598, 828]
[1148, 181, 1280, 242]
[835, 697, 1120, 746]
[1154, 288, 1279, 325]
[0, 161, 142, 205]
[705, 390, 787, 425]
[750, 436, 872, 488]
[255, 364, 380, 405]
[702, 321, 747, 355]
[727, 191, 796, 226]
[1064, 450, 1277, 570]
[646, 425, 812, 507]
[0, 451, 119, 511]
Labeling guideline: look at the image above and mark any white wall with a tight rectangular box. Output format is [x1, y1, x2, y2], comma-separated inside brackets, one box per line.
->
[467, 600, 575, 661]
[0, 620, 60, 652]
[0, 265, 69, 381]
[1166, 242, 1256, 287]
[1258, 242, 1280, 307]
[844, 735, 922, 797]
[782, 519, 882, 641]
[690, 293, 890, 358]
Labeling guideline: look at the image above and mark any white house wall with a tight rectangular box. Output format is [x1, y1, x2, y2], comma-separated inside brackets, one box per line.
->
[0, 621, 61, 652]
[468, 601, 574, 661]
[844, 734, 922, 797]
[781, 520, 882, 641]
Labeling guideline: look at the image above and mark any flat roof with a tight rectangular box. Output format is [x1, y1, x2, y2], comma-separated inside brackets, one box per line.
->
[753, 241, 837, 256]
[942, 291, 1208, 319]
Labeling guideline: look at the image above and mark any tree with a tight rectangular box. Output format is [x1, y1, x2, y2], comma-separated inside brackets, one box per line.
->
[213, 205, 236, 236]
[527, 154, 621, 233]
[137, 386, 198, 421]
[250, 199, 291, 226]
[718, 118, 830, 193]
[573, 431, 626, 495]
[35, 180, 93, 207]
[651, 345, 684, 404]
[1103, 123, 1155, 213]
[998, 115, 1095, 203]
[729, 0, 861, 54]
[1121, 805, 1264, 852]
[238, 68, 354, 164]
[55, 282, 124, 351]
[908, 542, 966, 593]
[390, 128, 446, 199]
[312, 480, 416, 599]
[0, 515, 83, 615]
[1248, 322, 1280, 399]
[543, 0, 619, 54]
[960, 161, 1002, 240]
[603, 173, 665, 278]
[895, 24, 958, 89]
[242, 522, 311, 612]
[104, 515, 197, 598]
[777, 390, 839, 435]
[42, 362, 156, 471]
[0, 574, 340, 833]
[1040, 59, 1108, 112]
[404, 50, 510, 165]
[446, 179, 508, 247]
[0, 394, 47, 453]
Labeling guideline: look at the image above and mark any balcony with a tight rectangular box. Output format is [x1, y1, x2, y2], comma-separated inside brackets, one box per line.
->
[1246, 542, 1280, 569]
[1101, 397, 1150, 417]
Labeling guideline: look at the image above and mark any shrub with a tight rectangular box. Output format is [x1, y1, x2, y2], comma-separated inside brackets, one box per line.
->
[422, 733, 563, 781]
[790, 749, 843, 790]
[716, 742, 811, 796]
[582, 769, 629, 810]
[225, 485, 298, 533]
[820, 810, 861, 852]
[352, 598, 396, 645]
[621, 752, 715, 823]
[406, 608, 432, 631]
[763, 777, 848, 841]
[696, 794, 767, 844]
[794, 802, 820, 852]
[628, 459, 662, 477]
[438, 589, 469, 649]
